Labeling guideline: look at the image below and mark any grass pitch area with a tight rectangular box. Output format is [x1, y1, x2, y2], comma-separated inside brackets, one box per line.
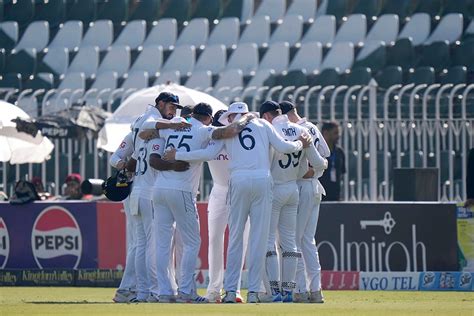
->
[0, 287, 472, 315]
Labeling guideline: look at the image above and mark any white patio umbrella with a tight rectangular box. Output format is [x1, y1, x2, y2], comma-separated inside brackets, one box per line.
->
[98, 83, 228, 152]
[0, 101, 54, 164]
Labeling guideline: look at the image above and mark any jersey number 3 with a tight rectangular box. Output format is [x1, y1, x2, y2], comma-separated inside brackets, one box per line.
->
[238, 127, 255, 150]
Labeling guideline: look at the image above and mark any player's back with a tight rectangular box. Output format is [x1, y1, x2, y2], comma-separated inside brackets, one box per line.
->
[155, 117, 213, 194]
[271, 115, 306, 184]
[132, 137, 165, 199]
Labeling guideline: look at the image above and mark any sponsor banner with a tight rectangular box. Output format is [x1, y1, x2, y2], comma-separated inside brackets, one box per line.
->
[456, 205, 474, 272]
[317, 203, 458, 272]
[96, 202, 126, 269]
[359, 272, 420, 291]
[419, 272, 474, 291]
[0, 269, 22, 285]
[0, 202, 98, 269]
[16, 269, 75, 286]
[321, 271, 359, 290]
[75, 269, 123, 287]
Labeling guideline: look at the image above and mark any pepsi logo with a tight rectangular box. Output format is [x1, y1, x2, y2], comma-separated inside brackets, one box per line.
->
[31, 206, 82, 269]
[0, 217, 10, 269]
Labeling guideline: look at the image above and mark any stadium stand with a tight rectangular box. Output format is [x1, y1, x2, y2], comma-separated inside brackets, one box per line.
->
[1, 0, 473, 201]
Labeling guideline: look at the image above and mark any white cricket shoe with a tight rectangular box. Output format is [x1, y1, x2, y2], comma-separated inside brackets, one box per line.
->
[246, 291, 260, 303]
[176, 292, 209, 303]
[236, 291, 244, 303]
[113, 290, 137, 303]
[293, 292, 309, 303]
[206, 291, 222, 303]
[309, 290, 324, 303]
[147, 293, 160, 303]
[222, 291, 236, 303]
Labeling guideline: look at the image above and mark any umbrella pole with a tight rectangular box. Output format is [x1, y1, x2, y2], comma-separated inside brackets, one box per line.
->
[80, 139, 85, 180]
[93, 140, 98, 179]
[42, 161, 46, 194]
[68, 139, 73, 176]
[54, 140, 59, 196]
[28, 163, 32, 181]
[2, 162, 6, 195]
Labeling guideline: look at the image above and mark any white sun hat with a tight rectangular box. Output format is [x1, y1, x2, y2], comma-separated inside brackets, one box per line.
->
[218, 102, 249, 125]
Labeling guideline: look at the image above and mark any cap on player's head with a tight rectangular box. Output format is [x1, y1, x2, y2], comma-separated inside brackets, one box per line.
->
[155, 92, 183, 109]
[259, 100, 280, 117]
[218, 102, 249, 125]
[213, 110, 227, 127]
[279, 101, 295, 114]
[181, 105, 194, 118]
[192, 102, 213, 118]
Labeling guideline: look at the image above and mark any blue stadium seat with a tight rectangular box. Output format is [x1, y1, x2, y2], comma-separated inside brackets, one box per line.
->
[5, 48, 36, 77]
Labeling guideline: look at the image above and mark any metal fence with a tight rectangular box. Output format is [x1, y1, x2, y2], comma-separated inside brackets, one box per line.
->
[1, 82, 473, 202]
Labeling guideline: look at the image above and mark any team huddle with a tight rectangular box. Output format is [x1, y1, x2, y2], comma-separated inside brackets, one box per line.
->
[109, 91, 329, 304]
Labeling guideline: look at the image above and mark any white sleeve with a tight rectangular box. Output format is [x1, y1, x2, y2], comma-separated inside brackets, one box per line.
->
[175, 140, 225, 162]
[109, 133, 134, 168]
[305, 142, 327, 170]
[265, 121, 303, 153]
[140, 116, 170, 130]
[148, 138, 165, 157]
[311, 124, 330, 157]
[200, 125, 216, 141]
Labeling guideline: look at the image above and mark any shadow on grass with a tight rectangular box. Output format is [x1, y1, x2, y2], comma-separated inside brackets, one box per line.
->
[25, 301, 116, 305]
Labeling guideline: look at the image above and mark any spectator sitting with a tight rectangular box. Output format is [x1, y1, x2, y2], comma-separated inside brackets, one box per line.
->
[63, 173, 93, 200]
[31, 177, 54, 201]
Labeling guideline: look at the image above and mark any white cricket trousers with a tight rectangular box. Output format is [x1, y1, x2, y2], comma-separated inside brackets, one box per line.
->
[295, 180, 322, 293]
[153, 188, 201, 296]
[207, 183, 249, 294]
[131, 195, 158, 300]
[224, 173, 272, 293]
[118, 197, 137, 291]
[266, 181, 300, 292]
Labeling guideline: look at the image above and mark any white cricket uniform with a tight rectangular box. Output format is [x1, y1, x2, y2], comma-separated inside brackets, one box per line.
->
[130, 137, 164, 300]
[265, 115, 326, 293]
[220, 118, 303, 293]
[175, 140, 250, 295]
[295, 118, 330, 293]
[153, 117, 215, 296]
[109, 132, 136, 292]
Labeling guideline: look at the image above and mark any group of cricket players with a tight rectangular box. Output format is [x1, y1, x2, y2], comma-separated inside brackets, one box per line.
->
[109, 91, 330, 304]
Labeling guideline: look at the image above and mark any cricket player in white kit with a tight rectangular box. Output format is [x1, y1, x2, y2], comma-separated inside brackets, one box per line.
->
[168, 110, 250, 303]
[260, 101, 327, 303]
[280, 101, 330, 303]
[208, 102, 310, 303]
[109, 132, 137, 303]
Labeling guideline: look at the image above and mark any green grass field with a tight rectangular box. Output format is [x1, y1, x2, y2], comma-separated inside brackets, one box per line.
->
[0, 287, 473, 315]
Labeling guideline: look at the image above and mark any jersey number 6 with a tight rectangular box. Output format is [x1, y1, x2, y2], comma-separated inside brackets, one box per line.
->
[238, 127, 255, 150]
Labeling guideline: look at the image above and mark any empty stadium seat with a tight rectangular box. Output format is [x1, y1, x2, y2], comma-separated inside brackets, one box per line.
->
[129, 45, 163, 77]
[300, 15, 335, 46]
[38, 47, 69, 77]
[406, 66, 435, 85]
[270, 15, 303, 46]
[162, 45, 195, 76]
[425, 13, 463, 45]
[97, 46, 130, 77]
[226, 43, 258, 75]
[66, 0, 97, 25]
[34, 0, 66, 29]
[342, 67, 372, 86]
[414, 0, 443, 17]
[278, 69, 307, 87]
[418, 41, 450, 71]
[354, 41, 386, 73]
[286, 0, 316, 22]
[4, 0, 34, 29]
[42, 72, 85, 115]
[185, 70, 212, 90]
[239, 15, 270, 47]
[307, 68, 341, 87]
[192, 0, 221, 20]
[48, 20, 83, 52]
[221, 0, 245, 19]
[334, 14, 366, 46]
[398, 13, 431, 46]
[142, 18, 177, 49]
[5, 48, 36, 77]
[246, 69, 272, 88]
[14, 20, 49, 52]
[381, 0, 416, 21]
[175, 18, 209, 48]
[375, 66, 403, 88]
[0, 21, 18, 51]
[67, 46, 99, 78]
[161, 0, 191, 24]
[24, 72, 54, 90]
[81, 19, 113, 51]
[259, 42, 289, 74]
[113, 19, 146, 49]
[19, 73, 55, 117]
[83, 70, 117, 106]
[320, 42, 354, 73]
[288, 41, 322, 74]
[254, 0, 286, 22]
[154, 70, 180, 85]
[365, 14, 399, 44]
[122, 70, 149, 90]
[438, 66, 467, 84]
[452, 40, 474, 71]
[194, 44, 226, 74]
[208, 17, 239, 48]
[128, 0, 161, 23]
[213, 69, 243, 91]
[0, 73, 21, 89]
[386, 38, 416, 69]
[96, 0, 128, 25]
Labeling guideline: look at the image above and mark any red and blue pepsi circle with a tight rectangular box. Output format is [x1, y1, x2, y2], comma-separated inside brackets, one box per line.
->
[0, 217, 9, 269]
[31, 206, 82, 269]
